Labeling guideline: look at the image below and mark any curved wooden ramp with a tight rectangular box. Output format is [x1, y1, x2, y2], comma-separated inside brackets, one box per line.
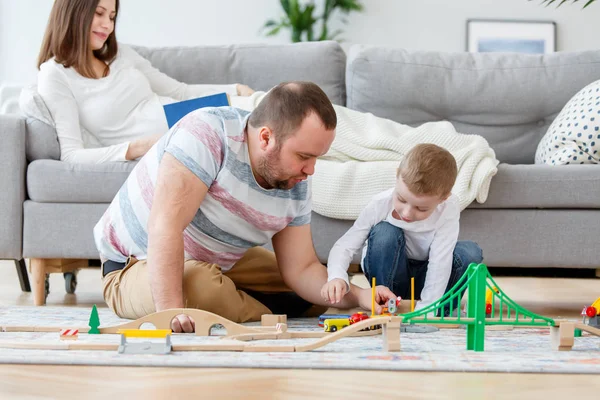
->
[575, 322, 600, 337]
[99, 308, 272, 336]
[294, 316, 392, 352]
[226, 327, 383, 342]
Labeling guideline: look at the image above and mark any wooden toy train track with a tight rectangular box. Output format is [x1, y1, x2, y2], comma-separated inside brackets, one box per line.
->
[0, 309, 400, 353]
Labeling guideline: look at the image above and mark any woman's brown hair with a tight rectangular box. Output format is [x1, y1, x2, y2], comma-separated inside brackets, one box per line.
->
[37, 0, 120, 78]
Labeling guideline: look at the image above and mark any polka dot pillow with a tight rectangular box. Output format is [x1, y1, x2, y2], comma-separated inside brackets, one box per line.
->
[535, 79, 600, 165]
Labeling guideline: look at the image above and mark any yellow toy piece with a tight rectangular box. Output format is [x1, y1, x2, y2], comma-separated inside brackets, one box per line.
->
[485, 286, 499, 305]
[117, 329, 172, 338]
[590, 297, 600, 312]
[323, 318, 350, 333]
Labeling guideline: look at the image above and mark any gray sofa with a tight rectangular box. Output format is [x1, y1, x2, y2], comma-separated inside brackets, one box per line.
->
[2, 40, 600, 305]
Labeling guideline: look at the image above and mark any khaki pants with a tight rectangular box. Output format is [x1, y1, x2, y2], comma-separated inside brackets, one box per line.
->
[102, 247, 318, 323]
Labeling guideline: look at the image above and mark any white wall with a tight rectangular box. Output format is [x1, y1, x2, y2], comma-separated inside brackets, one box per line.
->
[1, 0, 600, 85]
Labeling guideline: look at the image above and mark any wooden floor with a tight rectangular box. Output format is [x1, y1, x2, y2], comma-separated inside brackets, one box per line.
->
[1, 260, 599, 399]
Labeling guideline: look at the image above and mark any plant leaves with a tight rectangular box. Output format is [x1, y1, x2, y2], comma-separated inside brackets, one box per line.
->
[263, 19, 278, 28]
[264, 0, 365, 42]
[531, 0, 596, 7]
[265, 26, 284, 37]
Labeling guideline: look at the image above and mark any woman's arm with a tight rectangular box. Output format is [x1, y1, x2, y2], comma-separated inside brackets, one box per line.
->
[38, 64, 160, 163]
[121, 44, 242, 100]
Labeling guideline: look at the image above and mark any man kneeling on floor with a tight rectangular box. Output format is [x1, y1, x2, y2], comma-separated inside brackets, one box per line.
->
[94, 81, 396, 332]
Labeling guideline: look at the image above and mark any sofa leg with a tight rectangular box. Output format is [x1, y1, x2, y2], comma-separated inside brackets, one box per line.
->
[30, 258, 47, 306]
[596, 269, 600, 279]
[15, 259, 31, 292]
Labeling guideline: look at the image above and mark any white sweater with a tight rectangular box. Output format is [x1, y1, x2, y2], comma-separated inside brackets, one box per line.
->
[37, 44, 238, 163]
[327, 189, 460, 311]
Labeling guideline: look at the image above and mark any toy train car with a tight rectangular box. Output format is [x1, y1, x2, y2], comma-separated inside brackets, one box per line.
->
[582, 296, 600, 328]
[318, 314, 351, 328]
[323, 312, 382, 332]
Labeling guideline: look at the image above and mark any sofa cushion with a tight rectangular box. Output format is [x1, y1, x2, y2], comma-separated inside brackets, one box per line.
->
[468, 163, 600, 209]
[535, 79, 600, 165]
[132, 41, 347, 105]
[346, 45, 600, 164]
[27, 160, 135, 203]
[23, 201, 108, 259]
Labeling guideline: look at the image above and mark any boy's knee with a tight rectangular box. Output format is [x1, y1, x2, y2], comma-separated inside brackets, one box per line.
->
[454, 241, 483, 267]
[369, 221, 405, 245]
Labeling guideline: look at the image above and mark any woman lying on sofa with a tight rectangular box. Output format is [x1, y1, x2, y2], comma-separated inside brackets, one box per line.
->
[36, 0, 254, 164]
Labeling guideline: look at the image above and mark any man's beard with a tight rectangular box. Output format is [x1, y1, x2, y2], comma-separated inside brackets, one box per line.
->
[257, 148, 293, 190]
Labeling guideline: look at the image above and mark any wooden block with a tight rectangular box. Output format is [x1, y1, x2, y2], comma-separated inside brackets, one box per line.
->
[550, 322, 575, 351]
[384, 340, 401, 352]
[261, 314, 287, 327]
[382, 320, 401, 352]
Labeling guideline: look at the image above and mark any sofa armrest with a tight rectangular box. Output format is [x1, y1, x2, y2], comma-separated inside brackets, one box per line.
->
[0, 114, 26, 259]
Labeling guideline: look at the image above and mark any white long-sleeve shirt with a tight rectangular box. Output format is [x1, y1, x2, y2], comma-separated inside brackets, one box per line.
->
[37, 44, 238, 164]
[327, 188, 460, 310]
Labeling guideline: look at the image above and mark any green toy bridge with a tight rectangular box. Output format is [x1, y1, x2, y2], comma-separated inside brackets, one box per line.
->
[400, 263, 555, 352]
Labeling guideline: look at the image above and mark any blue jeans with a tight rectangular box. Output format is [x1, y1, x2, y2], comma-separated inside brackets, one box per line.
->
[362, 221, 483, 314]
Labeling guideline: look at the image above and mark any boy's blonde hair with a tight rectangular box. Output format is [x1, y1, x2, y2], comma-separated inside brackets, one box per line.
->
[397, 143, 457, 198]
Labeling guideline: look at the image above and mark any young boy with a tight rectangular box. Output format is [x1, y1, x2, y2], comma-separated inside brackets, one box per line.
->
[321, 143, 483, 313]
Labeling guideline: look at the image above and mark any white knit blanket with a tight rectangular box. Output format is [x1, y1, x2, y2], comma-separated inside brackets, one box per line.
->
[233, 93, 500, 220]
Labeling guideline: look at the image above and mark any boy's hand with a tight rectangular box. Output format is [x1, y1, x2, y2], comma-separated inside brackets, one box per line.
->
[357, 286, 397, 314]
[321, 278, 349, 304]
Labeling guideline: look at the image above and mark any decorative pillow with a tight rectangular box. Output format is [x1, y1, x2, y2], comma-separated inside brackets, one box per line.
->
[19, 84, 55, 126]
[535, 79, 600, 165]
[18, 85, 61, 160]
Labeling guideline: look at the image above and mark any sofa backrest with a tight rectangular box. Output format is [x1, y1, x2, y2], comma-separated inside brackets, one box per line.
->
[346, 45, 600, 164]
[26, 41, 347, 161]
[132, 41, 347, 105]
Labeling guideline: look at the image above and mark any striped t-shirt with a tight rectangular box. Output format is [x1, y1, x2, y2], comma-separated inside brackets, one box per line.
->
[93, 107, 312, 270]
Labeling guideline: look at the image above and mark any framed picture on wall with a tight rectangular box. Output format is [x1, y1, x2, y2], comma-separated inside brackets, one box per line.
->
[466, 19, 556, 54]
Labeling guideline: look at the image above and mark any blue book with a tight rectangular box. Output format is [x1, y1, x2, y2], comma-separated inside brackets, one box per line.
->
[163, 92, 230, 128]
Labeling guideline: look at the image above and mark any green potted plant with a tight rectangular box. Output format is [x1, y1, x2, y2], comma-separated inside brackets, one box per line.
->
[263, 0, 364, 43]
[532, 0, 595, 8]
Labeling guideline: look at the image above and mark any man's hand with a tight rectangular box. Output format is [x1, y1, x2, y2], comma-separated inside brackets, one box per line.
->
[171, 314, 195, 333]
[321, 278, 348, 304]
[236, 84, 255, 96]
[357, 286, 397, 314]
